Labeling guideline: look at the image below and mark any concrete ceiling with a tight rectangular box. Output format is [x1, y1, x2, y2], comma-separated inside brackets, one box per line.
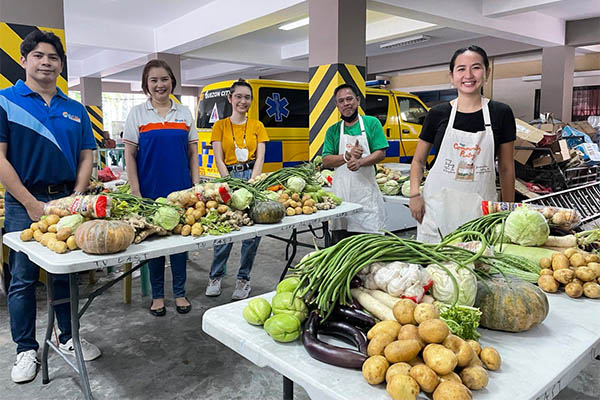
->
[63, 0, 600, 90]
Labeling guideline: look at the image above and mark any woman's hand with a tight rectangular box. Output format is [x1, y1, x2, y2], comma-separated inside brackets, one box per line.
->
[409, 195, 425, 224]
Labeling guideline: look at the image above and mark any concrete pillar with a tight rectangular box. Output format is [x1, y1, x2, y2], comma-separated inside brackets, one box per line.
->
[151, 53, 182, 97]
[0, 0, 66, 91]
[541, 46, 575, 123]
[81, 77, 102, 107]
[308, 0, 366, 159]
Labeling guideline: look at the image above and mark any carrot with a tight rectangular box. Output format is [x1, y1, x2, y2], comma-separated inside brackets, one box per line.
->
[267, 184, 283, 191]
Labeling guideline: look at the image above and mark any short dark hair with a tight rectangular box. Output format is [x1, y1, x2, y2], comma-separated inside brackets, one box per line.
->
[141, 59, 177, 96]
[334, 83, 359, 98]
[230, 79, 253, 98]
[20, 30, 66, 64]
[449, 45, 490, 72]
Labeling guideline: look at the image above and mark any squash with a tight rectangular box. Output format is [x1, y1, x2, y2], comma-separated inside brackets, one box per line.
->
[249, 200, 285, 224]
[74, 220, 135, 254]
[474, 277, 549, 333]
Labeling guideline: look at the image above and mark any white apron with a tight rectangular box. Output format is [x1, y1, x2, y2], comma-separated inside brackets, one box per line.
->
[331, 116, 386, 233]
[417, 97, 497, 243]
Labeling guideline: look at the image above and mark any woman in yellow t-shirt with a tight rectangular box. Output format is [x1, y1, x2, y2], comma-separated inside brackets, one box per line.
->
[206, 79, 269, 300]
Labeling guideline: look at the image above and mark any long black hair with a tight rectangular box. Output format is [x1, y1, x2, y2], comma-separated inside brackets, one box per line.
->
[449, 45, 489, 72]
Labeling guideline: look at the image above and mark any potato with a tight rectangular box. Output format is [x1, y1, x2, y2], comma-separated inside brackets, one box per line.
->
[181, 225, 192, 236]
[38, 220, 49, 233]
[570, 253, 586, 268]
[540, 268, 554, 276]
[537, 275, 559, 293]
[439, 372, 462, 384]
[480, 347, 501, 371]
[184, 214, 195, 225]
[413, 303, 439, 324]
[565, 281, 583, 298]
[384, 339, 422, 363]
[433, 380, 473, 400]
[466, 340, 481, 356]
[409, 364, 440, 393]
[460, 366, 489, 390]
[205, 200, 218, 210]
[563, 248, 578, 258]
[553, 268, 574, 285]
[56, 227, 72, 242]
[291, 193, 300, 201]
[576, 266, 596, 282]
[286, 207, 295, 216]
[418, 318, 449, 344]
[586, 254, 599, 263]
[185, 207, 195, 216]
[368, 333, 396, 357]
[47, 238, 58, 251]
[45, 214, 60, 225]
[40, 232, 57, 247]
[423, 344, 458, 375]
[468, 354, 484, 368]
[191, 223, 204, 237]
[582, 282, 600, 299]
[362, 355, 389, 385]
[294, 206, 303, 215]
[386, 362, 412, 382]
[33, 230, 44, 242]
[539, 257, 552, 269]
[367, 320, 402, 340]
[20, 229, 34, 241]
[386, 375, 420, 400]
[408, 356, 424, 367]
[53, 241, 67, 254]
[173, 224, 183, 234]
[217, 204, 229, 214]
[587, 262, 600, 278]
[393, 299, 417, 325]
[302, 206, 313, 215]
[573, 278, 583, 286]
[279, 192, 289, 201]
[192, 209, 204, 221]
[194, 201, 205, 209]
[304, 199, 315, 207]
[301, 193, 311, 202]
[397, 324, 425, 349]
[551, 254, 569, 271]
[443, 334, 473, 367]
[66, 236, 78, 250]
[30, 222, 39, 231]
[47, 224, 58, 233]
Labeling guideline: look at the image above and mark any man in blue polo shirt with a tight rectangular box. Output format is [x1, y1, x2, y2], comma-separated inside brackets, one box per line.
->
[0, 30, 101, 383]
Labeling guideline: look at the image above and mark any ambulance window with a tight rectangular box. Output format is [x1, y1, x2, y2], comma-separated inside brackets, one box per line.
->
[366, 94, 389, 126]
[397, 97, 428, 125]
[197, 89, 232, 129]
[258, 87, 308, 128]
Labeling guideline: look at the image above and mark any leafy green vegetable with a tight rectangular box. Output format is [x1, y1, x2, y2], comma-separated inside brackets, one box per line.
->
[438, 303, 482, 341]
[286, 176, 306, 193]
[151, 206, 180, 230]
[263, 191, 280, 201]
[242, 298, 272, 325]
[504, 206, 549, 246]
[304, 184, 321, 193]
[231, 188, 254, 210]
[56, 214, 84, 231]
[425, 262, 478, 307]
[381, 180, 400, 195]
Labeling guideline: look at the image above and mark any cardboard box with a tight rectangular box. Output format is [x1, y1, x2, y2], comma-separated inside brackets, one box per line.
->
[514, 137, 537, 165]
[538, 122, 566, 134]
[515, 119, 545, 143]
[531, 139, 570, 167]
[569, 122, 597, 141]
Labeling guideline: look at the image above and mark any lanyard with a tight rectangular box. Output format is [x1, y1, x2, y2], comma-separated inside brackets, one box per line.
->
[229, 117, 248, 149]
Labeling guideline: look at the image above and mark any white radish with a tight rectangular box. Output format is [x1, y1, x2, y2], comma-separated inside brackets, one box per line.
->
[363, 288, 401, 309]
[543, 235, 577, 248]
[350, 288, 395, 321]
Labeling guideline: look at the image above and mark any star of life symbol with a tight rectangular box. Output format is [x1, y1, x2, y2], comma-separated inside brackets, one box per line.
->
[265, 93, 290, 122]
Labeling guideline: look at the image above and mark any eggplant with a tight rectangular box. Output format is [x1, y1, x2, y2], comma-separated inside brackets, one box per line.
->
[331, 305, 377, 331]
[350, 276, 362, 288]
[302, 312, 367, 369]
[319, 320, 368, 354]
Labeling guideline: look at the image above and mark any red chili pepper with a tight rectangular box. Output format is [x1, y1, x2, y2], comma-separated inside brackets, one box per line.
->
[218, 186, 231, 203]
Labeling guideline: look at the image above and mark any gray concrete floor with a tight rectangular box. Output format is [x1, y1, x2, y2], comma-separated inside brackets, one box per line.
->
[0, 230, 599, 400]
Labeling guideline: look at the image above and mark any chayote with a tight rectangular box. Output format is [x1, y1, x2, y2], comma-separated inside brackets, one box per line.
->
[242, 298, 272, 326]
[271, 292, 308, 322]
[276, 277, 301, 294]
[263, 314, 301, 343]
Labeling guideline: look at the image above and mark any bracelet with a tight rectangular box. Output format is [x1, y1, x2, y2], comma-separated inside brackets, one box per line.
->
[408, 193, 421, 198]
[73, 191, 84, 196]
[343, 152, 351, 162]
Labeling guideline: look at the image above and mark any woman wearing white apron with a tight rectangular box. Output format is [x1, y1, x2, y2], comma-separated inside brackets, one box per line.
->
[409, 46, 516, 243]
[322, 84, 388, 243]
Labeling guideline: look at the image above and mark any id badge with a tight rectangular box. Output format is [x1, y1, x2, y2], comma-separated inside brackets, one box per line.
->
[235, 147, 249, 162]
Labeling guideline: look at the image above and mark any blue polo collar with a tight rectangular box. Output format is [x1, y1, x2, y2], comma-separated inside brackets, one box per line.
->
[14, 79, 68, 100]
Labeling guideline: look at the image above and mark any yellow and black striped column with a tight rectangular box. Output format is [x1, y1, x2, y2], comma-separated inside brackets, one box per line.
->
[0, 22, 68, 92]
[308, 63, 366, 159]
[85, 105, 105, 167]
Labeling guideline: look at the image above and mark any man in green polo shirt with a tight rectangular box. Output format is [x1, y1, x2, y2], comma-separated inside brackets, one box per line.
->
[322, 83, 388, 243]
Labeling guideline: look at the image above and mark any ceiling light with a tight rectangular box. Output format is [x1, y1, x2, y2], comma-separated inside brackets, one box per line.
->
[279, 17, 309, 31]
[380, 35, 430, 49]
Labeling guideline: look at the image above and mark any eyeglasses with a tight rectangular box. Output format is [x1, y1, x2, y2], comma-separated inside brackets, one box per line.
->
[336, 96, 357, 105]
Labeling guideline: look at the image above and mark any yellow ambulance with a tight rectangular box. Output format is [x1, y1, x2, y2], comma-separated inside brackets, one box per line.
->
[196, 79, 429, 177]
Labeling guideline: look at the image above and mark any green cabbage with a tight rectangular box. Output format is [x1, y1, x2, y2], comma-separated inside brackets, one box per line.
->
[56, 214, 84, 231]
[286, 176, 306, 193]
[276, 277, 301, 294]
[425, 262, 477, 306]
[504, 206, 549, 246]
[401, 180, 412, 197]
[263, 314, 301, 342]
[271, 292, 308, 322]
[231, 188, 254, 210]
[263, 191, 280, 202]
[381, 180, 400, 195]
[151, 206, 180, 230]
[242, 298, 272, 325]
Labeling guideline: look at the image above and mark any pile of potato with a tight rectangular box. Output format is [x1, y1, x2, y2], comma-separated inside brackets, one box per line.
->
[279, 193, 317, 216]
[362, 299, 500, 400]
[537, 249, 600, 299]
[20, 214, 78, 253]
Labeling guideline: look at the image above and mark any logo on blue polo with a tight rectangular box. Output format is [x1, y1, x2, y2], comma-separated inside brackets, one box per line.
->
[62, 111, 81, 123]
[265, 93, 289, 122]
